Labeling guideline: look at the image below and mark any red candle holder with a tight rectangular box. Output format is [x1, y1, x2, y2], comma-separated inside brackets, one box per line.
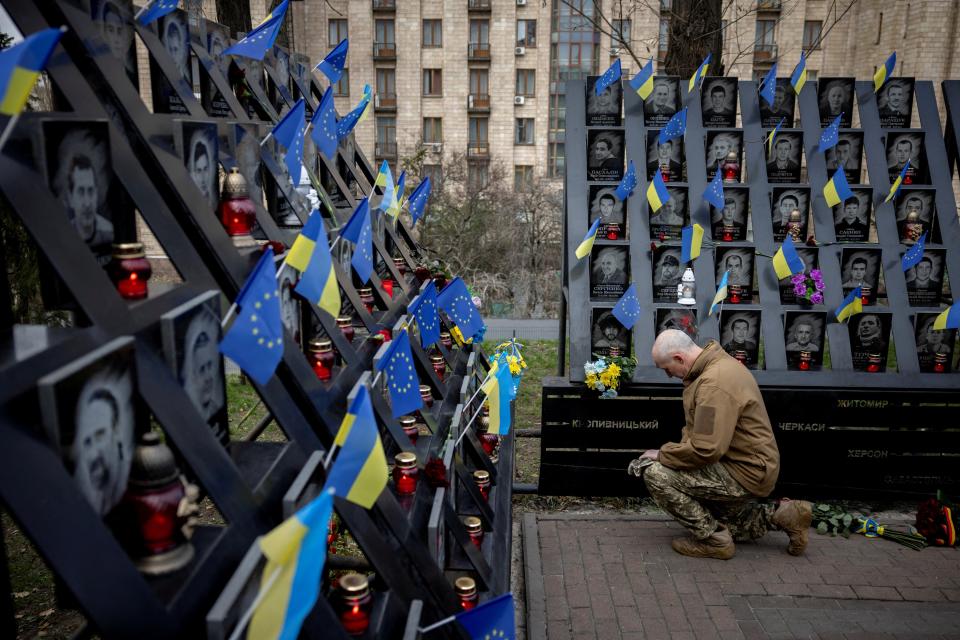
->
[337, 573, 372, 636]
[722, 152, 740, 182]
[431, 354, 446, 380]
[337, 316, 355, 344]
[903, 173, 913, 185]
[799, 350, 812, 371]
[605, 223, 620, 241]
[309, 338, 335, 381]
[464, 517, 484, 549]
[108, 242, 152, 300]
[455, 577, 478, 611]
[381, 277, 394, 298]
[734, 350, 748, 366]
[934, 353, 948, 373]
[473, 469, 491, 501]
[866, 353, 882, 373]
[728, 285, 742, 304]
[393, 452, 419, 495]
[327, 517, 338, 546]
[358, 287, 375, 314]
[480, 434, 500, 462]
[660, 167, 670, 183]
[440, 332, 453, 350]
[218, 168, 257, 236]
[722, 226, 734, 242]
[414, 265, 431, 281]
[378, 327, 392, 342]
[860, 285, 872, 306]
[399, 415, 419, 444]
[419, 384, 434, 408]
[393, 256, 407, 276]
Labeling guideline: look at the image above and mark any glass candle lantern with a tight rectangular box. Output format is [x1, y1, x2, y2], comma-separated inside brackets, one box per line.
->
[866, 353, 882, 373]
[337, 572, 372, 636]
[440, 332, 453, 350]
[722, 151, 740, 182]
[378, 327, 392, 342]
[728, 285, 742, 304]
[786, 209, 803, 241]
[934, 353, 948, 373]
[722, 226, 735, 242]
[399, 415, 419, 444]
[903, 210, 924, 244]
[464, 517, 484, 550]
[799, 350, 812, 371]
[308, 338, 335, 381]
[419, 384, 434, 408]
[358, 287, 375, 314]
[431, 354, 446, 380]
[473, 469, 491, 501]
[605, 223, 622, 241]
[455, 577, 478, 611]
[860, 285, 872, 306]
[108, 242, 152, 300]
[734, 350, 748, 366]
[381, 277, 394, 298]
[337, 316, 355, 344]
[480, 433, 500, 463]
[393, 451, 419, 495]
[393, 257, 407, 276]
[608, 346, 622, 358]
[218, 168, 257, 236]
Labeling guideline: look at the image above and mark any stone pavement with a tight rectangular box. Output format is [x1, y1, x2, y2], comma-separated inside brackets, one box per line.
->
[522, 513, 960, 640]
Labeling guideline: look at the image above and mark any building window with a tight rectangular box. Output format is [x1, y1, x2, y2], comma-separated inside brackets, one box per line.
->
[515, 165, 534, 191]
[515, 118, 535, 145]
[422, 164, 442, 184]
[469, 69, 489, 97]
[470, 20, 490, 45]
[612, 19, 631, 47]
[376, 19, 395, 46]
[468, 163, 489, 188]
[516, 69, 536, 96]
[376, 68, 396, 99]
[332, 69, 349, 96]
[517, 19, 537, 47]
[802, 21, 822, 50]
[423, 117, 442, 143]
[756, 20, 775, 46]
[423, 69, 442, 96]
[548, 142, 564, 176]
[329, 19, 347, 45]
[423, 19, 442, 47]
[469, 117, 488, 144]
[659, 17, 670, 52]
[376, 116, 397, 157]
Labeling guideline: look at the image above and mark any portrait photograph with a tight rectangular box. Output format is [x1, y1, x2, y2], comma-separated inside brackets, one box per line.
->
[877, 78, 915, 129]
[705, 131, 743, 174]
[715, 247, 754, 303]
[207, 25, 230, 78]
[701, 77, 738, 128]
[587, 130, 625, 181]
[238, 57, 265, 91]
[150, 11, 191, 115]
[269, 47, 294, 113]
[201, 24, 232, 117]
[825, 132, 864, 185]
[832, 189, 872, 243]
[644, 77, 680, 127]
[38, 337, 137, 516]
[586, 74, 623, 127]
[590, 245, 629, 300]
[291, 53, 312, 100]
[91, 0, 138, 88]
[589, 185, 626, 240]
[840, 248, 882, 304]
[233, 123, 264, 203]
[649, 187, 687, 240]
[778, 248, 818, 304]
[759, 78, 795, 128]
[771, 187, 810, 242]
[710, 187, 748, 242]
[915, 312, 956, 373]
[765, 131, 803, 184]
[719, 310, 761, 369]
[592, 309, 630, 358]
[161, 292, 229, 446]
[278, 263, 302, 345]
[656, 307, 698, 340]
[886, 132, 925, 185]
[784, 311, 825, 370]
[646, 131, 685, 182]
[895, 190, 937, 245]
[652, 246, 683, 302]
[904, 248, 945, 307]
[181, 121, 220, 211]
[817, 78, 854, 128]
[849, 312, 892, 371]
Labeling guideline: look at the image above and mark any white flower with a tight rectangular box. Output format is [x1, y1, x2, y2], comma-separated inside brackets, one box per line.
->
[472, 295, 482, 309]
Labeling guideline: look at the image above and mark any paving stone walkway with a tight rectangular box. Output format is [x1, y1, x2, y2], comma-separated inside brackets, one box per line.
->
[523, 513, 960, 640]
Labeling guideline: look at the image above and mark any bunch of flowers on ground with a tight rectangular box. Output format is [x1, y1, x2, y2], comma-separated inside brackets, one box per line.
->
[791, 269, 825, 304]
[584, 354, 637, 399]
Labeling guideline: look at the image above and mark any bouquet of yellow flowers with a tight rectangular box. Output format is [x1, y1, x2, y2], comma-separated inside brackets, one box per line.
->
[584, 354, 637, 398]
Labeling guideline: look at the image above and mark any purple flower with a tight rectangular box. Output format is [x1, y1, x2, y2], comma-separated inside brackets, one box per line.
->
[794, 284, 807, 296]
[810, 269, 823, 281]
[814, 279, 825, 292]
[791, 274, 806, 285]
[810, 292, 824, 305]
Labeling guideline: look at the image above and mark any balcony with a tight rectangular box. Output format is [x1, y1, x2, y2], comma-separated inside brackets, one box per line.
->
[468, 0, 491, 11]
[467, 142, 489, 158]
[468, 42, 491, 62]
[467, 93, 490, 112]
[373, 42, 396, 60]
[372, 0, 396, 10]
[753, 43, 778, 62]
[375, 93, 397, 111]
[757, 0, 782, 11]
[375, 142, 397, 158]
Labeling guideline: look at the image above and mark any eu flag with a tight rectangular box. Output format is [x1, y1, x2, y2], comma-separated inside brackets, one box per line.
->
[901, 233, 927, 272]
[759, 63, 778, 107]
[703, 168, 724, 210]
[336, 85, 372, 140]
[0, 28, 64, 118]
[375, 329, 423, 418]
[407, 177, 432, 226]
[219, 248, 284, 385]
[659, 107, 687, 144]
[614, 160, 637, 201]
[409, 282, 441, 348]
[595, 58, 621, 96]
[612, 283, 641, 330]
[315, 38, 348, 84]
[324, 385, 388, 508]
[135, 0, 178, 26]
[271, 98, 306, 185]
[437, 277, 485, 339]
[311, 87, 338, 160]
[456, 593, 516, 640]
[818, 113, 842, 153]
[339, 198, 373, 283]
[224, 0, 289, 60]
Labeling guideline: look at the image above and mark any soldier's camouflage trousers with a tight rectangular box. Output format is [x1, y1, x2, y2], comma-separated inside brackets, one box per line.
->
[642, 461, 777, 541]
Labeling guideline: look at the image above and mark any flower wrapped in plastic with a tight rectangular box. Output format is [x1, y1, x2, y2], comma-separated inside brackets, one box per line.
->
[791, 268, 826, 305]
[582, 354, 637, 399]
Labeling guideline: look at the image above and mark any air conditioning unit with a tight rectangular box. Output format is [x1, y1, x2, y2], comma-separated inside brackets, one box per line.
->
[514, 95, 525, 105]
[467, 94, 475, 108]
[516, 0, 527, 5]
[374, 94, 381, 108]
[515, 46, 525, 56]
[425, 142, 443, 153]
[610, 46, 622, 56]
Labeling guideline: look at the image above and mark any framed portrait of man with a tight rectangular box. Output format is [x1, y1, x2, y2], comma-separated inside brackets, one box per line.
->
[877, 78, 915, 129]
[589, 185, 626, 240]
[161, 292, 229, 447]
[592, 309, 630, 357]
[885, 132, 925, 185]
[904, 248, 945, 307]
[701, 77, 738, 128]
[710, 187, 748, 242]
[590, 245, 629, 299]
[150, 10, 191, 114]
[715, 247, 754, 303]
[268, 47, 294, 113]
[649, 187, 687, 241]
[778, 248, 818, 304]
[914, 312, 956, 373]
[784, 312, 826, 370]
[646, 131, 685, 182]
[849, 312, 892, 371]
[770, 187, 810, 242]
[840, 248, 882, 305]
[759, 78, 795, 128]
[817, 78, 854, 128]
[201, 23, 232, 117]
[232, 123, 265, 204]
[91, 0, 138, 88]
[38, 337, 138, 516]
[832, 189, 872, 243]
[587, 130, 625, 181]
[705, 131, 743, 175]
[586, 75, 623, 126]
[765, 131, 803, 184]
[719, 310, 761, 369]
[656, 308, 698, 340]
[643, 77, 680, 127]
[895, 190, 937, 245]
[179, 121, 220, 211]
[277, 262, 303, 345]
[652, 246, 683, 302]
[824, 132, 864, 184]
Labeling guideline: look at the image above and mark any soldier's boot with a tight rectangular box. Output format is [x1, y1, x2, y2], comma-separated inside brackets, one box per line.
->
[772, 498, 813, 556]
[670, 524, 735, 560]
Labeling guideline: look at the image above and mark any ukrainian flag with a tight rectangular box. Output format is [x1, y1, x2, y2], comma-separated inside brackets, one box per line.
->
[823, 167, 854, 208]
[323, 385, 388, 509]
[358, 84, 373, 123]
[293, 215, 341, 318]
[575, 218, 600, 260]
[630, 59, 654, 100]
[247, 489, 335, 640]
[481, 362, 513, 436]
[933, 304, 960, 331]
[835, 287, 863, 323]
[0, 28, 64, 118]
[680, 223, 704, 263]
[647, 168, 670, 213]
[772, 235, 806, 280]
[709, 271, 729, 316]
[790, 53, 807, 95]
[766, 117, 785, 157]
[874, 52, 896, 92]
[688, 53, 711, 93]
[285, 209, 323, 271]
[884, 159, 910, 203]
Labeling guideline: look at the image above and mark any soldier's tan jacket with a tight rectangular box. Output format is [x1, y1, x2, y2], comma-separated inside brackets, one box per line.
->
[659, 341, 781, 497]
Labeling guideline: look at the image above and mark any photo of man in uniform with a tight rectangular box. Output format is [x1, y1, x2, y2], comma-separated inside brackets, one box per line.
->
[766, 136, 800, 182]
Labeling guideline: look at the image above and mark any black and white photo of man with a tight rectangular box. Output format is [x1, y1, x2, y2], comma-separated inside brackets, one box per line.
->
[779, 248, 818, 303]
[915, 313, 955, 372]
[905, 250, 945, 307]
[705, 131, 742, 174]
[644, 77, 679, 126]
[716, 248, 754, 295]
[649, 188, 686, 235]
[765, 133, 802, 183]
[701, 78, 737, 127]
[817, 78, 854, 127]
[590, 246, 628, 299]
[161, 12, 190, 84]
[273, 48, 291, 91]
[784, 312, 825, 369]
[652, 248, 682, 301]
[759, 79, 795, 127]
[180, 307, 227, 443]
[589, 186, 625, 239]
[586, 75, 623, 126]
[850, 313, 890, 370]
[592, 310, 629, 356]
[840, 249, 881, 300]
[183, 123, 219, 210]
[208, 27, 229, 77]
[878, 78, 914, 128]
[646, 133, 684, 181]
[278, 267, 301, 344]
[234, 124, 264, 202]
[720, 311, 760, 368]
[711, 190, 748, 242]
[832, 190, 870, 242]
[92, 0, 137, 87]
[771, 188, 809, 241]
[587, 130, 625, 181]
[825, 133, 863, 184]
[886, 133, 924, 184]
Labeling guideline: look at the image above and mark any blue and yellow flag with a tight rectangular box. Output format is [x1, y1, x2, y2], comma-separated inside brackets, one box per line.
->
[614, 160, 637, 201]
[884, 159, 910, 203]
[480, 362, 513, 436]
[339, 198, 373, 283]
[456, 593, 516, 640]
[575, 218, 600, 260]
[773, 235, 806, 280]
[824, 167, 854, 208]
[374, 160, 400, 219]
[766, 117, 785, 157]
[680, 223, 704, 263]
[659, 107, 687, 144]
[790, 53, 807, 95]
[630, 59, 654, 100]
[595, 58, 621, 96]
[395, 170, 407, 208]
[0, 28, 64, 118]
[647, 168, 670, 213]
[874, 51, 896, 92]
[407, 177, 432, 226]
[294, 215, 340, 318]
[612, 283, 641, 330]
[270, 98, 306, 184]
[135, 0, 178, 26]
[408, 282, 441, 348]
[315, 38, 348, 84]
[818, 112, 842, 153]
[688, 53, 711, 93]
[224, 0, 289, 60]
[286, 209, 323, 271]
[324, 385, 388, 508]
[437, 277, 485, 338]
[336, 84, 372, 140]
[703, 168, 724, 210]
[247, 488, 334, 640]
[835, 287, 863, 323]
[709, 270, 729, 316]
[310, 87, 338, 160]
[375, 329, 424, 418]
[759, 63, 778, 107]
[901, 233, 927, 272]
[933, 304, 960, 331]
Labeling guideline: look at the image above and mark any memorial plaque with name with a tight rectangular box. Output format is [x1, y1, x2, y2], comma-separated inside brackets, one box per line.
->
[914, 312, 956, 373]
[590, 245, 629, 300]
[646, 131, 685, 182]
[710, 187, 748, 242]
[587, 130, 625, 181]
[825, 131, 863, 184]
[849, 312, 892, 372]
[701, 77, 737, 128]
[771, 187, 810, 242]
[840, 248, 882, 304]
[91, 0, 138, 89]
[784, 311, 826, 370]
[715, 247, 754, 304]
[877, 78, 915, 129]
[832, 189, 871, 243]
[778, 248, 818, 304]
[719, 310, 761, 369]
[765, 131, 803, 184]
[651, 246, 682, 302]
[904, 248, 945, 307]
[649, 187, 687, 241]
[886, 132, 926, 185]
[591, 309, 630, 357]
[589, 185, 626, 241]
[201, 24, 232, 117]
[179, 121, 219, 212]
[759, 78, 795, 128]
[643, 76, 680, 128]
[656, 307, 698, 340]
[817, 78, 854, 128]
[895, 189, 936, 245]
[705, 131, 742, 175]
[150, 11, 191, 115]
[586, 75, 623, 127]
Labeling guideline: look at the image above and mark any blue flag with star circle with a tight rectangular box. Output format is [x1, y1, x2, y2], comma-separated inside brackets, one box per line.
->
[407, 177, 432, 225]
[223, 0, 289, 60]
[408, 282, 441, 348]
[759, 63, 778, 107]
[455, 593, 516, 640]
[612, 283, 641, 330]
[437, 277, 485, 339]
[901, 233, 927, 272]
[311, 87, 338, 160]
[374, 329, 423, 418]
[703, 167, 724, 210]
[339, 198, 373, 283]
[818, 113, 842, 152]
[219, 248, 284, 385]
[271, 98, 306, 185]
[595, 58, 621, 96]
[658, 107, 687, 144]
[315, 38, 348, 84]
